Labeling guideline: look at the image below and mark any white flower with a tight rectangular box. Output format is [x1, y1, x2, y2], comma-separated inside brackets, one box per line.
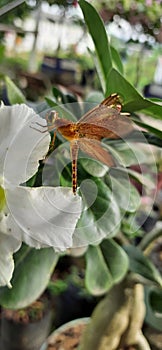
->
[0, 104, 82, 287]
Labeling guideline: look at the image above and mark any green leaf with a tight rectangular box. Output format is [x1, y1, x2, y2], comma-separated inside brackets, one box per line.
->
[149, 289, 162, 313]
[141, 103, 162, 121]
[85, 91, 104, 104]
[81, 158, 108, 177]
[101, 239, 129, 284]
[125, 245, 162, 286]
[45, 96, 77, 121]
[52, 86, 78, 105]
[107, 139, 153, 167]
[106, 68, 162, 119]
[132, 117, 162, 139]
[45, 96, 58, 107]
[88, 48, 106, 92]
[144, 133, 162, 148]
[85, 245, 113, 295]
[75, 178, 121, 247]
[0, 246, 58, 309]
[121, 128, 162, 148]
[85, 240, 128, 296]
[110, 45, 124, 75]
[126, 168, 155, 190]
[5, 76, 26, 104]
[109, 173, 141, 213]
[52, 87, 82, 118]
[106, 68, 144, 108]
[121, 213, 144, 237]
[52, 86, 68, 102]
[145, 286, 162, 331]
[79, 0, 112, 92]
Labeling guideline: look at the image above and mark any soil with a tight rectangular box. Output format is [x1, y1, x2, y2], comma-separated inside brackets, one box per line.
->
[46, 322, 87, 350]
[1, 296, 49, 324]
[46, 323, 138, 350]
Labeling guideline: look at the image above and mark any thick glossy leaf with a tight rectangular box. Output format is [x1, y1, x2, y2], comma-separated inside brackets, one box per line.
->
[125, 245, 162, 286]
[126, 168, 155, 190]
[111, 167, 155, 190]
[85, 240, 128, 295]
[106, 68, 162, 119]
[109, 173, 141, 213]
[0, 246, 58, 309]
[121, 213, 144, 237]
[5, 76, 26, 104]
[107, 140, 153, 167]
[73, 178, 121, 247]
[81, 158, 108, 177]
[122, 128, 162, 148]
[85, 245, 113, 295]
[145, 286, 162, 331]
[123, 127, 162, 148]
[148, 288, 162, 312]
[79, 0, 112, 92]
[89, 178, 121, 232]
[101, 239, 129, 284]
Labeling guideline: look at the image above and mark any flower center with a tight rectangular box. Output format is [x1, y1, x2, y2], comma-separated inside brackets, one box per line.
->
[0, 187, 6, 212]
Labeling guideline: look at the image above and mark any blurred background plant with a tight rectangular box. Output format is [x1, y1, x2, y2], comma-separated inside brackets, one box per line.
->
[0, 0, 162, 100]
[0, 0, 162, 349]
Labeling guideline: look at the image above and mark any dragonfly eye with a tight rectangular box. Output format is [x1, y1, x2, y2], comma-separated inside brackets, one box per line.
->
[46, 111, 58, 126]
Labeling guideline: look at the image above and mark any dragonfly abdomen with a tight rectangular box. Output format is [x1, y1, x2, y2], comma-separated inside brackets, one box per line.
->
[72, 159, 77, 195]
[70, 141, 79, 195]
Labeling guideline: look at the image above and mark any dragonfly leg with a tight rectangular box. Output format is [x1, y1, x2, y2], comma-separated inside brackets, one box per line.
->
[30, 121, 55, 133]
[30, 121, 48, 133]
[49, 131, 56, 152]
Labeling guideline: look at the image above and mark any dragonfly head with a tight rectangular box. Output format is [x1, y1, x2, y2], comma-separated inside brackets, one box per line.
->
[46, 110, 59, 128]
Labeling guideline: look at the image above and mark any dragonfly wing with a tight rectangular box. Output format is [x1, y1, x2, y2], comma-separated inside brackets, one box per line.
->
[100, 93, 122, 110]
[77, 110, 133, 140]
[78, 138, 115, 167]
[78, 93, 121, 123]
[77, 94, 133, 139]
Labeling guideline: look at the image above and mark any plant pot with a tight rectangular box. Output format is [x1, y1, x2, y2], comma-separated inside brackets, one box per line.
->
[53, 283, 98, 328]
[41, 317, 89, 350]
[0, 297, 53, 350]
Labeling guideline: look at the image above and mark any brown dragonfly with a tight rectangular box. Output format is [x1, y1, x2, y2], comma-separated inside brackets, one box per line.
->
[36, 93, 133, 195]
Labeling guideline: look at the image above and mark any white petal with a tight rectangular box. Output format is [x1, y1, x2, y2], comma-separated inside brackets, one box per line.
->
[0, 104, 50, 186]
[5, 186, 82, 251]
[0, 231, 21, 287]
[2, 211, 46, 249]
